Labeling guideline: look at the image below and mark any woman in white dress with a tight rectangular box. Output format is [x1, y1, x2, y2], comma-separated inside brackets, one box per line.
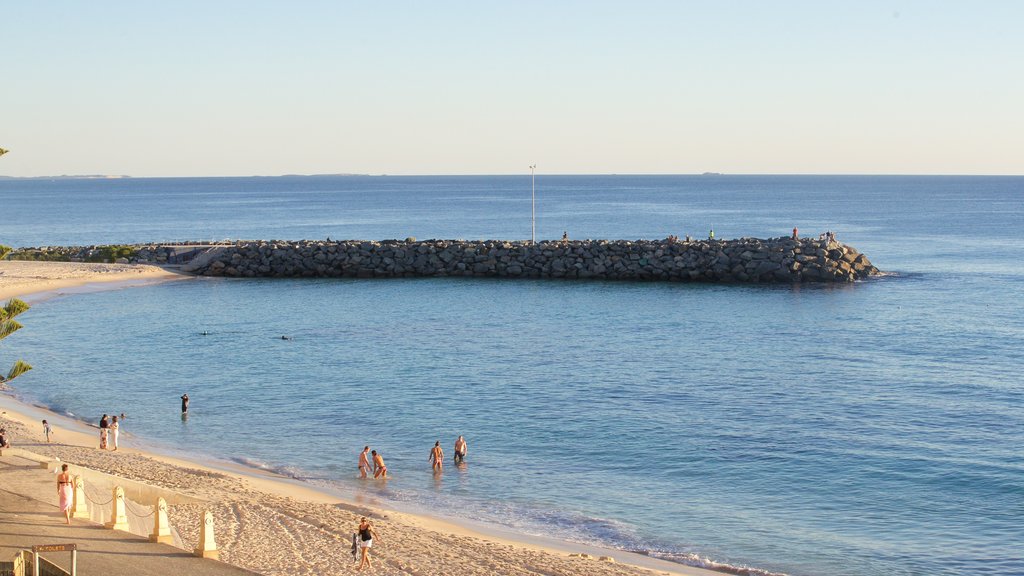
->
[110, 415, 120, 450]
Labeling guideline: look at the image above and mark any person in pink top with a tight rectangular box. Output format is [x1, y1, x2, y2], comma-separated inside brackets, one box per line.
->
[57, 464, 73, 524]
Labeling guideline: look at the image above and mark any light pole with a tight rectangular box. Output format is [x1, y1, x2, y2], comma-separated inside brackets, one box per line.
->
[529, 164, 536, 243]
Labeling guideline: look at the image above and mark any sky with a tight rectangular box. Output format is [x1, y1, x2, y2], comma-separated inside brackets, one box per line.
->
[1, 1, 1022, 177]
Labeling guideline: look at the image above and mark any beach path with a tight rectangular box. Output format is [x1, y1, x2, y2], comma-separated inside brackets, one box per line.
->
[0, 452, 256, 576]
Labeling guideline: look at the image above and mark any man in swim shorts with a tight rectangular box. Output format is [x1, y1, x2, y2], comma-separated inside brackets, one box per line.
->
[358, 446, 371, 478]
[454, 435, 467, 464]
[372, 450, 387, 479]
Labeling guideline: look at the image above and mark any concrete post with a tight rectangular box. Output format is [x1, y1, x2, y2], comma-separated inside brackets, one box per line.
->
[193, 510, 220, 559]
[71, 476, 89, 519]
[150, 497, 174, 544]
[105, 486, 130, 531]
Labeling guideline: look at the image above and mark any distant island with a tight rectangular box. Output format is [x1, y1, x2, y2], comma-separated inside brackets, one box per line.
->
[0, 174, 132, 180]
[0, 173, 372, 180]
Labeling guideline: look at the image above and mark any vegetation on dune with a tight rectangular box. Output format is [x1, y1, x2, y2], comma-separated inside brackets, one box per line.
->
[7, 245, 138, 263]
[0, 299, 32, 386]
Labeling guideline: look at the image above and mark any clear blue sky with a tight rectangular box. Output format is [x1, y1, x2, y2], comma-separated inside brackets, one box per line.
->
[2, 1, 1022, 176]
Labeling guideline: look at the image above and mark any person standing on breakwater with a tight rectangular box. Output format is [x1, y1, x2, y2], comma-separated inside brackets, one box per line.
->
[358, 446, 371, 478]
[355, 516, 380, 571]
[99, 414, 109, 449]
[792, 227, 799, 239]
[454, 435, 467, 464]
[57, 464, 73, 524]
[429, 441, 444, 471]
[110, 415, 120, 450]
[42, 420, 53, 443]
[181, 393, 189, 414]
[709, 229, 715, 240]
[372, 450, 387, 478]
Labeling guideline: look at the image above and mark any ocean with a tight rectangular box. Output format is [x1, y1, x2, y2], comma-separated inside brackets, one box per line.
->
[1, 175, 1022, 576]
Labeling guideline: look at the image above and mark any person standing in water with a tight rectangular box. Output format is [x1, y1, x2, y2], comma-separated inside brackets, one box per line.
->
[181, 393, 189, 414]
[355, 516, 380, 571]
[454, 435, 467, 464]
[358, 446, 371, 479]
[57, 464, 73, 524]
[372, 450, 387, 479]
[429, 441, 444, 471]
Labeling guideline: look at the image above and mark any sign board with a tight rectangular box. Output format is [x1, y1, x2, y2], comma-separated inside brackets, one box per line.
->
[32, 543, 77, 553]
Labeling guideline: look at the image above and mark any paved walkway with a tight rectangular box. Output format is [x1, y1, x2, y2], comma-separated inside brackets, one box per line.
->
[0, 453, 256, 576]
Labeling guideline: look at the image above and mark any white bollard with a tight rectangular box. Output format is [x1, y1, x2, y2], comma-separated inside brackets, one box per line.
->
[193, 510, 220, 560]
[105, 486, 130, 531]
[150, 497, 174, 544]
[71, 476, 89, 520]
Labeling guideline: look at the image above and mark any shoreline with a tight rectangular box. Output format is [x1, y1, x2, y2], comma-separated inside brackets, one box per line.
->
[0, 260, 190, 303]
[0, 262, 727, 576]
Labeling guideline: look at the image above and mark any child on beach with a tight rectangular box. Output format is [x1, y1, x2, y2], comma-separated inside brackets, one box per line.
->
[42, 420, 53, 443]
[0, 428, 10, 449]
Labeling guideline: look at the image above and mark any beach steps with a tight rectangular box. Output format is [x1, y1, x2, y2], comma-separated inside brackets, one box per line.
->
[0, 453, 256, 576]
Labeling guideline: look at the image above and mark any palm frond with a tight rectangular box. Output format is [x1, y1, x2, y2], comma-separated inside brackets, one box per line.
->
[1, 299, 30, 321]
[6, 360, 32, 382]
[0, 319, 23, 340]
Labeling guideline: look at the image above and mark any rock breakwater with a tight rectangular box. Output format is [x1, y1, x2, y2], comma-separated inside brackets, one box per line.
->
[187, 237, 880, 283]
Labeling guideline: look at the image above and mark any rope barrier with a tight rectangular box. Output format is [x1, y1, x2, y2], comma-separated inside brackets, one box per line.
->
[82, 484, 113, 506]
[125, 499, 155, 518]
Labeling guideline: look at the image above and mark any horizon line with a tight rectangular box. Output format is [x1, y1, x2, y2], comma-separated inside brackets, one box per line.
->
[2, 172, 1023, 180]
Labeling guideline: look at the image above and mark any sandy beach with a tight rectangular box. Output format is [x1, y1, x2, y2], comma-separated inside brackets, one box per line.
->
[0, 261, 719, 576]
[0, 260, 187, 302]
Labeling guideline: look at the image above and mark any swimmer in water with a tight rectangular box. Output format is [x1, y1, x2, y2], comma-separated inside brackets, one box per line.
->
[429, 441, 444, 471]
[372, 450, 387, 479]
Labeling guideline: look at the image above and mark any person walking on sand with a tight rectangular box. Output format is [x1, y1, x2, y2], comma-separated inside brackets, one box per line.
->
[358, 446, 371, 479]
[454, 435, 467, 464]
[429, 441, 444, 472]
[57, 464, 73, 524]
[180, 393, 189, 414]
[99, 414, 109, 449]
[355, 516, 380, 571]
[110, 415, 120, 450]
[372, 450, 387, 479]
[42, 419, 53, 443]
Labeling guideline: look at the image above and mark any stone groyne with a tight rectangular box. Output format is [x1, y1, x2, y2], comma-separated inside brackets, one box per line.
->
[185, 238, 879, 283]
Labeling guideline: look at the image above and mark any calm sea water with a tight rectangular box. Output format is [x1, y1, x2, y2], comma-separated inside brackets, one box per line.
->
[2, 175, 1022, 576]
